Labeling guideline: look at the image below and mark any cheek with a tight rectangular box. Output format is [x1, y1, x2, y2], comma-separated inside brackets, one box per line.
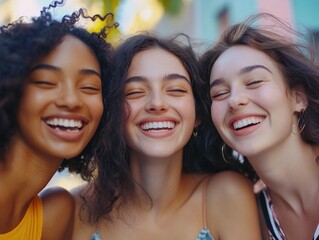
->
[210, 102, 225, 126]
[88, 96, 104, 124]
[124, 101, 138, 133]
[22, 89, 47, 107]
[19, 92, 43, 120]
[95, 103, 104, 122]
[182, 99, 196, 120]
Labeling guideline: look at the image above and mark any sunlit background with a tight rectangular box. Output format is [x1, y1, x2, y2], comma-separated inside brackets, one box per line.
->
[1, 0, 318, 190]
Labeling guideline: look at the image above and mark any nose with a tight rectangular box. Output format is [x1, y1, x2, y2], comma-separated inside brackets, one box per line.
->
[228, 89, 249, 110]
[55, 82, 83, 109]
[145, 91, 168, 113]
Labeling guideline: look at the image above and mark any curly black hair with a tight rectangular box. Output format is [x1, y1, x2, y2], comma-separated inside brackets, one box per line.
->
[0, 0, 117, 180]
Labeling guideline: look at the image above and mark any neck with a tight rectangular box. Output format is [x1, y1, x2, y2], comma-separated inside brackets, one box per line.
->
[0, 141, 63, 233]
[0, 140, 63, 203]
[129, 151, 186, 212]
[251, 141, 319, 211]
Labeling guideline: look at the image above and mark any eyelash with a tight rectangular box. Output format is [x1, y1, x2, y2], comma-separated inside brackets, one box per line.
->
[247, 79, 263, 86]
[80, 86, 101, 94]
[211, 90, 229, 99]
[125, 90, 145, 96]
[31, 80, 55, 85]
[168, 88, 186, 92]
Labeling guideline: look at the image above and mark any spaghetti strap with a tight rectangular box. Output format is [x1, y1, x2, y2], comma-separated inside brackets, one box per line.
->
[201, 177, 210, 229]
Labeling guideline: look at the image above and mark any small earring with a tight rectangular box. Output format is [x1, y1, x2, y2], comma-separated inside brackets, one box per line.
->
[292, 109, 306, 135]
[221, 143, 231, 164]
[192, 127, 198, 137]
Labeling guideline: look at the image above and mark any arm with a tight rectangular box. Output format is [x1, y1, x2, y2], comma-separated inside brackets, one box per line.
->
[206, 171, 262, 240]
[40, 187, 75, 240]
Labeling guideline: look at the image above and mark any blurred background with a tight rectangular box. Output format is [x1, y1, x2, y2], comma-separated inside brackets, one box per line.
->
[1, 0, 318, 190]
[1, 0, 319, 49]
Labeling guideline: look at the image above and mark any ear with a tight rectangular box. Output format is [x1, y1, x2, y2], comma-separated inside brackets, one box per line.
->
[194, 118, 201, 128]
[292, 86, 308, 112]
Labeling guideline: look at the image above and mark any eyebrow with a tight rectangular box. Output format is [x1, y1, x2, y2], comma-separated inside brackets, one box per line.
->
[30, 64, 101, 78]
[79, 69, 101, 78]
[125, 76, 146, 84]
[210, 78, 224, 89]
[240, 64, 272, 75]
[126, 73, 190, 84]
[164, 73, 190, 83]
[30, 64, 59, 72]
[210, 64, 272, 89]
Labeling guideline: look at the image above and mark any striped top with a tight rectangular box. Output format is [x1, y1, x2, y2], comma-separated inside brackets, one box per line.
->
[259, 188, 319, 240]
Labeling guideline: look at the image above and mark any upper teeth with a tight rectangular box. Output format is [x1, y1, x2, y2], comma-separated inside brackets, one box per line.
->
[141, 121, 175, 130]
[233, 117, 262, 130]
[46, 118, 83, 128]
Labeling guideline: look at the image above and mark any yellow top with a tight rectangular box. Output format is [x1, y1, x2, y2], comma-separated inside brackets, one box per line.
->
[0, 195, 43, 240]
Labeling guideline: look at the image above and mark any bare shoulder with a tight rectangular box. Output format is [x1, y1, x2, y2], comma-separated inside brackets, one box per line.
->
[206, 171, 255, 212]
[40, 186, 75, 240]
[70, 184, 88, 204]
[70, 183, 97, 240]
[205, 171, 261, 239]
[207, 170, 253, 198]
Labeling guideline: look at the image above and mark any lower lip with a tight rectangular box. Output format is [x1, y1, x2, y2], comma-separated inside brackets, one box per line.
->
[44, 122, 86, 141]
[231, 123, 261, 137]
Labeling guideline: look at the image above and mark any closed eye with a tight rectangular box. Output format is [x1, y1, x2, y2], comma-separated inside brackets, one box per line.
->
[247, 79, 264, 88]
[167, 88, 188, 96]
[125, 90, 146, 99]
[30, 80, 57, 88]
[80, 86, 101, 94]
[211, 90, 229, 100]
[248, 79, 262, 84]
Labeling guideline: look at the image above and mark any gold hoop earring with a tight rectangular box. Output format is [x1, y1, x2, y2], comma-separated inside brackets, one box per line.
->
[292, 109, 306, 135]
[221, 143, 231, 164]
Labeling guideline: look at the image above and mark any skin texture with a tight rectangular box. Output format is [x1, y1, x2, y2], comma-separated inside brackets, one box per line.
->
[209, 45, 319, 239]
[210, 45, 303, 159]
[124, 48, 196, 161]
[0, 35, 103, 240]
[71, 47, 261, 240]
[19, 35, 103, 160]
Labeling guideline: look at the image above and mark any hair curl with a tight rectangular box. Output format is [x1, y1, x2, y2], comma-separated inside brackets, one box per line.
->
[0, 0, 117, 180]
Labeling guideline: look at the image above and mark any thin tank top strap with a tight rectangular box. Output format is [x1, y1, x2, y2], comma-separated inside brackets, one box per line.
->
[201, 177, 211, 229]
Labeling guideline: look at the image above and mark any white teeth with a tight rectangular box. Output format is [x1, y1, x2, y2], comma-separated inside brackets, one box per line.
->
[233, 117, 262, 130]
[140, 121, 175, 131]
[46, 118, 83, 128]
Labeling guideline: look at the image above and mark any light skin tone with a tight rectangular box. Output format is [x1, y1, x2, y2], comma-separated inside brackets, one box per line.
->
[210, 45, 319, 239]
[72, 47, 261, 240]
[0, 35, 103, 240]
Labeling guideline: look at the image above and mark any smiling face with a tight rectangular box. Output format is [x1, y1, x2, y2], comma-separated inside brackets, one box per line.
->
[124, 47, 196, 160]
[210, 45, 306, 158]
[16, 35, 103, 160]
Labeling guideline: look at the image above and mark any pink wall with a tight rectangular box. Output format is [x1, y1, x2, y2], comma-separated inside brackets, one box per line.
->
[257, 0, 294, 39]
[258, 0, 293, 25]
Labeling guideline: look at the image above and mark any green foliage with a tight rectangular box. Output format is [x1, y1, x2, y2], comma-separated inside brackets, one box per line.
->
[157, 0, 183, 15]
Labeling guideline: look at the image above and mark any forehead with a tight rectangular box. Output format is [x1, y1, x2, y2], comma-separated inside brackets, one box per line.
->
[210, 45, 278, 78]
[35, 35, 100, 70]
[128, 48, 189, 77]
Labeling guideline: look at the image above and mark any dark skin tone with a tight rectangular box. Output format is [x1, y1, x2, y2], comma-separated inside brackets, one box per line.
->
[0, 35, 103, 239]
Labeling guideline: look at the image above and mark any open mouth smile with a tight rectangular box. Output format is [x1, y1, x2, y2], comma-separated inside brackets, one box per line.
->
[232, 117, 263, 130]
[140, 121, 176, 132]
[45, 118, 86, 132]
